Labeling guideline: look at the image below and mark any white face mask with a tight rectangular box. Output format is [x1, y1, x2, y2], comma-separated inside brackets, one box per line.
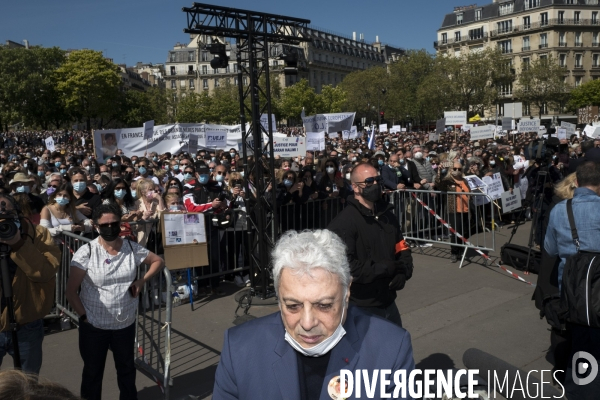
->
[345, 173, 351, 180]
[283, 301, 347, 357]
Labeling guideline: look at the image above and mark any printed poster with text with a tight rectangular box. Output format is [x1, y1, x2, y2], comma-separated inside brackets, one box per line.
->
[163, 212, 206, 246]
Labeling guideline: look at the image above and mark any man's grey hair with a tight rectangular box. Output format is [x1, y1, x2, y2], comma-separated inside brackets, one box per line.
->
[46, 173, 62, 183]
[272, 230, 351, 296]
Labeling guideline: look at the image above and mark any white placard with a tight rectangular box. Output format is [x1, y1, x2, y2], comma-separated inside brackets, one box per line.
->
[306, 131, 325, 151]
[81, 138, 85, 146]
[260, 113, 276, 133]
[444, 111, 467, 126]
[379, 124, 388, 133]
[561, 121, 576, 137]
[205, 131, 228, 149]
[163, 212, 206, 245]
[465, 175, 487, 191]
[501, 188, 522, 213]
[584, 125, 600, 138]
[236, 139, 255, 156]
[504, 102, 523, 119]
[428, 132, 439, 142]
[470, 125, 495, 141]
[514, 176, 528, 200]
[390, 125, 401, 133]
[463, 124, 473, 132]
[401, 128, 407, 132]
[143, 120, 154, 140]
[45, 137, 55, 152]
[557, 128, 567, 140]
[518, 118, 540, 133]
[272, 137, 306, 158]
[302, 112, 355, 133]
[483, 173, 504, 200]
[350, 126, 358, 139]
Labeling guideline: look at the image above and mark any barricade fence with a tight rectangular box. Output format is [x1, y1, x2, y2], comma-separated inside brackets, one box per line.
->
[52, 231, 173, 399]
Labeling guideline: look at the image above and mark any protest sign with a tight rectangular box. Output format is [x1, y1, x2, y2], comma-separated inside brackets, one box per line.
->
[561, 121, 576, 137]
[557, 128, 567, 140]
[401, 128, 407, 132]
[504, 102, 523, 119]
[45, 137, 55, 152]
[578, 106, 599, 124]
[428, 132, 439, 142]
[302, 112, 355, 133]
[272, 137, 306, 157]
[306, 131, 325, 151]
[260, 113, 276, 133]
[502, 117, 512, 132]
[81, 137, 85, 146]
[470, 125, 495, 141]
[501, 188, 522, 213]
[444, 111, 467, 126]
[465, 175, 486, 191]
[390, 125, 401, 133]
[379, 124, 388, 133]
[584, 125, 600, 138]
[436, 118, 446, 134]
[143, 120, 154, 140]
[350, 126, 358, 139]
[205, 131, 228, 149]
[484, 173, 504, 200]
[518, 118, 540, 133]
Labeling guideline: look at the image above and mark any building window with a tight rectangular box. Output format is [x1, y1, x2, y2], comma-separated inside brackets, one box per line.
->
[233, 64, 238, 72]
[498, 40, 512, 54]
[189, 79, 195, 89]
[522, 57, 530, 70]
[215, 78, 220, 87]
[540, 12, 548, 26]
[180, 80, 186, 88]
[576, 32, 582, 46]
[593, 12, 599, 24]
[593, 54, 599, 67]
[201, 52, 208, 61]
[540, 33, 548, 48]
[566, 0, 574, 4]
[213, 68, 218, 75]
[202, 65, 207, 74]
[523, 16, 531, 29]
[560, 32, 566, 46]
[203, 79, 208, 89]
[188, 51, 195, 62]
[234, 77, 238, 85]
[497, 20, 512, 34]
[587, 0, 599, 5]
[171, 80, 176, 89]
[523, 102, 531, 115]
[575, 54, 583, 68]
[442, 33, 448, 44]
[169, 52, 176, 62]
[522, 36, 530, 51]
[525, 0, 540, 9]
[170, 66, 176, 76]
[188, 65, 194, 74]
[539, 54, 548, 60]
[226, 65, 230, 73]
[558, 11, 565, 24]
[469, 27, 484, 40]
[455, 31, 461, 42]
[574, 11, 580, 23]
[243, 77, 248, 86]
[594, 32, 599, 46]
[499, 2, 514, 16]
[457, 13, 463, 24]
[560, 54, 567, 67]
[499, 83, 513, 96]
[575, 76, 582, 87]
[475, 9, 482, 21]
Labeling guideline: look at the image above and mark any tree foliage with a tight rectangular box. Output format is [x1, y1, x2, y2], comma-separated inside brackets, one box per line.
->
[279, 79, 319, 122]
[567, 79, 600, 111]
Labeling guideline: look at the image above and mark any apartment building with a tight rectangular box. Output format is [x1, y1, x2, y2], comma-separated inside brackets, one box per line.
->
[434, 0, 600, 121]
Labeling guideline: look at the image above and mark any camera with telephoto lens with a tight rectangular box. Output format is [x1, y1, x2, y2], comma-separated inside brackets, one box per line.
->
[0, 202, 19, 240]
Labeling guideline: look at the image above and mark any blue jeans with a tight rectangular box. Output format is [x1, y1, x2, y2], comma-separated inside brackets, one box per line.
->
[79, 322, 137, 400]
[0, 318, 44, 374]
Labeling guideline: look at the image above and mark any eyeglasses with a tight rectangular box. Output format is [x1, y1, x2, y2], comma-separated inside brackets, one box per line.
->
[355, 176, 382, 185]
[184, 170, 194, 174]
[180, 163, 190, 166]
[97, 222, 120, 228]
[452, 168, 462, 171]
[216, 171, 225, 175]
[169, 184, 179, 188]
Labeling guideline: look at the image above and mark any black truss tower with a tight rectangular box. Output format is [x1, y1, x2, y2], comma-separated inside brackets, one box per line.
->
[183, 3, 310, 300]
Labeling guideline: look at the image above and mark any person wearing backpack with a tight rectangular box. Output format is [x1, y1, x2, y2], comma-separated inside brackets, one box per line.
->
[545, 161, 600, 399]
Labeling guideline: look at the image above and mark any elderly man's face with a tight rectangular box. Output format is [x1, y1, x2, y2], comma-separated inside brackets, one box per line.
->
[279, 267, 349, 348]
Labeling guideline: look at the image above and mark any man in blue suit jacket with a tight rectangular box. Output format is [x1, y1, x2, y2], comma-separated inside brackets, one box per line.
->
[213, 230, 415, 400]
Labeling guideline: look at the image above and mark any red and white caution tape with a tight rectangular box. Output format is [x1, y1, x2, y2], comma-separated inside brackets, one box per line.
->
[409, 192, 535, 287]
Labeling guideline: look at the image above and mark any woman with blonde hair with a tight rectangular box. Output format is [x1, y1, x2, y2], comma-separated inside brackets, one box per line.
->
[40, 183, 92, 245]
[135, 178, 165, 247]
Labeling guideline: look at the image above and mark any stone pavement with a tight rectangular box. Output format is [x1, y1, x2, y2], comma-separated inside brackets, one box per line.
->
[2, 221, 554, 399]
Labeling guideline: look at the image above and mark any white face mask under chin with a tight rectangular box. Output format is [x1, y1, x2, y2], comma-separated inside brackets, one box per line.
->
[283, 304, 347, 357]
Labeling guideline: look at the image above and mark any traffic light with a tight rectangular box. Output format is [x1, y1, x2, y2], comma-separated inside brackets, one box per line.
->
[207, 43, 229, 69]
[380, 111, 385, 120]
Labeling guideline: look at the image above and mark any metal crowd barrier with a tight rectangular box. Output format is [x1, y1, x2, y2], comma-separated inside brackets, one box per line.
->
[388, 188, 496, 268]
[54, 231, 173, 400]
[278, 197, 347, 232]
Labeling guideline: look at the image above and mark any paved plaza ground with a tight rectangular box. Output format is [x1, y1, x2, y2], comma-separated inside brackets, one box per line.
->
[2, 221, 556, 399]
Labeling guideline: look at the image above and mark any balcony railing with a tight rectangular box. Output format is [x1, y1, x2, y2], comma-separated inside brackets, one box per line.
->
[434, 33, 489, 48]
[500, 48, 513, 54]
[559, 42, 568, 47]
[522, 46, 531, 51]
[489, 18, 600, 38]
[593, 42, 600, 47]
[575, 43, 584, 47]
[574, 65, 583, 69]
[539, 43, 548, 49]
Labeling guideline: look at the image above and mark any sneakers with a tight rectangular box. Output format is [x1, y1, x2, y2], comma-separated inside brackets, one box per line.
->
[450, 254, 458, 263]
[234, 276, 245, 287]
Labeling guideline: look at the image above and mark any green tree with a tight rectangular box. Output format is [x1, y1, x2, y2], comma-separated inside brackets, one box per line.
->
[514, 56, 570, 118]
[146, 87, 169, 124]
[176, 92, 212, 123]
[55, 49, 121, 130]
[338, 67, 388, 125]
[121, 90, 154, 127]
[315, 84, 346, 114]
[567, 79, 600, 111]
[279, 79, 319, 122]
[208, 82, 240, 124]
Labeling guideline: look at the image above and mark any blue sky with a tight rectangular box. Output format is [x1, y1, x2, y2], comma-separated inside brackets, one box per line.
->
[2, 0, 460, 66]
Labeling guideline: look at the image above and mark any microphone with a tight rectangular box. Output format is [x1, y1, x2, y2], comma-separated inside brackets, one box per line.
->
[463, 348, 562, 400]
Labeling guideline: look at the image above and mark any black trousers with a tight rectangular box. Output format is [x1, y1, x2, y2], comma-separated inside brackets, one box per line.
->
[449, 212, 471, 255]
[79, 322, 137, 400]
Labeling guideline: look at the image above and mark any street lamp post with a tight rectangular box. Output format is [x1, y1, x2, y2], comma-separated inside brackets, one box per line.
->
[377, 88, 387, 127]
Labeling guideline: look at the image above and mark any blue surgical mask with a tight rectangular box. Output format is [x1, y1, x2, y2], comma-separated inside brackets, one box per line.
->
[55, 197, 70, 206]
[131, 190, 137, 199]
[60, 169, 67, 174]
[169, 205, 179, 211]
[112, 162, 118, 167]
[114, 189, 126, 199]
[399, 159, 406, 164]
[138, 167, 147, 175]
[95, 183, 103, 192]
[230, 152, 236, 158]
[211, 157, 216, 162]
[55, 161, 61, 168]
[37, 171, 44, 178]
[183, 173, 193, 181]
[164, 165, 170, 171]
[16, 185, 30, 194]
[73, 181, 87, 193]
[199, 174, 210, 184]
[283, 179, 293, 187]
[46, 187, 56, 196]
[173, 165, 179, 171]
[153, 156, 158, 161]
[378, 160, 384, 166]
[240, 171, 245, 178]
[215, 174, 225, 183]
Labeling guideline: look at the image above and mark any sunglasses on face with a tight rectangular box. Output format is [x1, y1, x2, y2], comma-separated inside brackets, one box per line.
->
[215, 171, 225, 175]
[180, 163, 189, 166]
[452, 168, 462, 171]
[356, 176, 382, 185]
[184, 170, 194, 174]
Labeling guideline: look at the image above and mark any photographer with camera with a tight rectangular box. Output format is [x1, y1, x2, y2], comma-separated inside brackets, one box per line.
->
[0, 194, 61, 374]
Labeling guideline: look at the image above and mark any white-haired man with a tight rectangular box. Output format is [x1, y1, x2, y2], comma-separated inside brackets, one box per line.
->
[213, 230, 415, 399]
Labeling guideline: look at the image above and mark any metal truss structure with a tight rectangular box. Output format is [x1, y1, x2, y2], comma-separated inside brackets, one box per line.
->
[183, 3, 310, 301]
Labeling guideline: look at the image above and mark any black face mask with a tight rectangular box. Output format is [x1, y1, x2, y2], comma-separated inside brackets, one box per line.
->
[97, 223, 120, 242]
[361, 184, 382, 203]
[125, 172, 133, 181]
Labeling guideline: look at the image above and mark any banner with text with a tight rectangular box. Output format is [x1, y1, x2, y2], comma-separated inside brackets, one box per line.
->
[379, 124, 388, 132]
[444, 111, 467, 126]
[469, 125, 495, 141]
[561, 121, 576, 137]
[272, 137, 306, 158]
[306, 131, 326, 151]
[302, 112, 355, 133]
[518, 118, 540, 133]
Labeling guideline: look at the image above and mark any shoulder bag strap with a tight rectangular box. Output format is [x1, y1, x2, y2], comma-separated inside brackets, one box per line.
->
[566, 198, 580, 251]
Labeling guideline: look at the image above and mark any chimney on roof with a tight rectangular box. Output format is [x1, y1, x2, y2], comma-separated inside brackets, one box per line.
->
[375, 35, 379, 43]
[353, 32, 356, 41]
[23, 40, 29, 49]
[360, 33, 364, 42]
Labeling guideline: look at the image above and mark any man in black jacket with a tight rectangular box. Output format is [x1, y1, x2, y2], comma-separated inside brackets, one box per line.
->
[328, 162, 413, 327]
